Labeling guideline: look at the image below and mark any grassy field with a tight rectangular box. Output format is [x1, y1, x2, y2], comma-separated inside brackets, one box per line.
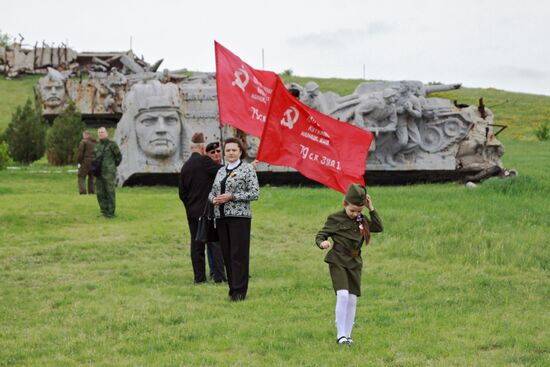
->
[0, 75, 40, 133]
[1, 136, 549, 366]
[1, 74, 549, 365]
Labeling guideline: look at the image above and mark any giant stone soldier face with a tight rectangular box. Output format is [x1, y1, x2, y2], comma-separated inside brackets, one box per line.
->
[40, 78, 66, 108]
[135, 108, 182, 158]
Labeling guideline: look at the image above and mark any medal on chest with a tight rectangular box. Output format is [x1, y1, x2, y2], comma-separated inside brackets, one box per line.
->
[356, 214, 365, 236]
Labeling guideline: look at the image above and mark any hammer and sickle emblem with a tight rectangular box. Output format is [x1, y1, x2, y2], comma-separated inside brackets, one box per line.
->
[280, 106, 299, 129]
[231, 66, 249, 93]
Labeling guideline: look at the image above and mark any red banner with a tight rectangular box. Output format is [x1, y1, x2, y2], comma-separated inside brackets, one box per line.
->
[215, 41, 279, 137]
[257, 79, 374, 193]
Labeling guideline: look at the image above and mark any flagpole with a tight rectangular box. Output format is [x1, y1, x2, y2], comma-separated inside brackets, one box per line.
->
[214, 40, 225, 165]
[219, 121, 225, 165]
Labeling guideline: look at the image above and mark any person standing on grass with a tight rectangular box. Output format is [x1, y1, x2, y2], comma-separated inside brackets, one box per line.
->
[209, 137, 259, 302]
[179, 133, 226, 284]
[77, 131, 96, 195]
[94, 127, 122, 218]
[203, 141, 227, 282]
[315, 184, 383, 345]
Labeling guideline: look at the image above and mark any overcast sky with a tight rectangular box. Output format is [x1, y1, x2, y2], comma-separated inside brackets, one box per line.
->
[2, 0, 550, 96]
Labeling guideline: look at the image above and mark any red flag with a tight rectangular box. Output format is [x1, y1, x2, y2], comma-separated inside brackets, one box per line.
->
[215, 41, 279, 137]
[257, 79, 374, 193]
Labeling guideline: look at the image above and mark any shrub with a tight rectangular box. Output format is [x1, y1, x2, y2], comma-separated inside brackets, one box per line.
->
[0, 142, 12, 170]
[3, 98, 47, 164]
[534, 121, 549, 141]
[46, 101, 85, 165]
[0, 29, 10, 47]
[282, 69, 294, 77]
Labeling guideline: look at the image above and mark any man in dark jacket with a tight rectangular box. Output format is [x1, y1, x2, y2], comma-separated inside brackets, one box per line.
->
[94, 127, 122, 218]
[77, 131, 97, 194]
[179, 133, 225, 283]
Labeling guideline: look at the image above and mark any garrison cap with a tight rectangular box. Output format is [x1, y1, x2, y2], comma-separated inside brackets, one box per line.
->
[345, 183, 367, 206]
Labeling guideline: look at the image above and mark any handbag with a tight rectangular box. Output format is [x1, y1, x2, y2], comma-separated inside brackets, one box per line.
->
[90, 144, 107, 177]
[195, 201, 219, 243]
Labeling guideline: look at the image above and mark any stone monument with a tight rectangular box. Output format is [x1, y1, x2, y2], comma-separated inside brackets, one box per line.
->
[114, 80, 190, 185]
[293, 80, 504, 174]
[35, 68, 69, 115]
[33, 56, 509, 186]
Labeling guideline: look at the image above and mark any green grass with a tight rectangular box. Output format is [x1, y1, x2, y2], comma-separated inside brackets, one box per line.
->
[0, 75, 40, 133]
[1, 74, 549, 365]
[1, 137, 549, 366]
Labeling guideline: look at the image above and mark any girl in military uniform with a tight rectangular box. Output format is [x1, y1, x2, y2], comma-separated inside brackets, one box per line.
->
[315, 184, 383, 345]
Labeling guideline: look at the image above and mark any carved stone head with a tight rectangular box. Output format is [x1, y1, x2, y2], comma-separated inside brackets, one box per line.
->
[37, 68, 67, 111]
[125, 80, 182, 159]
[382, 88, 398, 104]
[115, 80, 190, 186]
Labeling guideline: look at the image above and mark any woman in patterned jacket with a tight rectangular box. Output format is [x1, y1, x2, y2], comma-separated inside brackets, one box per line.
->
[209, 137, 259, 301]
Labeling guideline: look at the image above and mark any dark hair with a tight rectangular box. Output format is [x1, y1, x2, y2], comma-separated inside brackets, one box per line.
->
[223, 137, 247, 159]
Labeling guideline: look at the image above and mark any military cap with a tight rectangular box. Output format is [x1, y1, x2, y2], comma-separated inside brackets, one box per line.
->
[191, 132, 205, 144]
[345, 183, 367, 206]
[205, 141, 220, 152]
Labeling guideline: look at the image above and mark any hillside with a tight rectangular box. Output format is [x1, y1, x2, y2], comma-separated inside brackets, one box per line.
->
[1, 74, 549, 141]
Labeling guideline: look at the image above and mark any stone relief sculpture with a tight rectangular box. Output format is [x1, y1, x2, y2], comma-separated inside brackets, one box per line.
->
[297, 80, 501, 172]
[35, 67, 69, 115]
[34, 58, 507, 185]
[114, 80, 190, 185]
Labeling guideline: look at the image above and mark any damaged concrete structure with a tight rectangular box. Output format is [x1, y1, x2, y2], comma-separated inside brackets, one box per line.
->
[1, 38, 163, 80]
[32, 52, 509, 185]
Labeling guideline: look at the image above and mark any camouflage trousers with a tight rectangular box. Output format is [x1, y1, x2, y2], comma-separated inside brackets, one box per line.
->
[96, 175, 116, 217]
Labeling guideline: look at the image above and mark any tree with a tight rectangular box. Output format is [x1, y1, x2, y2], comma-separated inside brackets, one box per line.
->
[46, 101, 85, 165]
[0, 29, 10, 47]
[3, 98, 47, 164]
[282, 69, 294, 77]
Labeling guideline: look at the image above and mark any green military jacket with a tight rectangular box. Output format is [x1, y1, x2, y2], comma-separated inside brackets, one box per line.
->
[93, 139, 122, 180]
[315, 209, 383, 269]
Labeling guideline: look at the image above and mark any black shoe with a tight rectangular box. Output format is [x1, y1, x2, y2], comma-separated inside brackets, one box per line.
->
[230, 294, 246, 302]
[336, 336, 350, 346]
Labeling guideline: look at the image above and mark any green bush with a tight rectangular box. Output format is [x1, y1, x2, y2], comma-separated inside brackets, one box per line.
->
[0, 29, 10, 47]
[3, 98, 47, 164]
[0, 142, 13, 170]
[534, 121, 549, 141]
[46, 101, 85, 165]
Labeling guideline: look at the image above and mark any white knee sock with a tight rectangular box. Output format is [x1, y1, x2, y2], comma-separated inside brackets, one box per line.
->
[344, 293, 357, 338]
[335, 289, 349, 339]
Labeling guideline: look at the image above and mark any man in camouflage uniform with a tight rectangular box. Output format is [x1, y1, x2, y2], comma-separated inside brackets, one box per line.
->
[94, 127, 122, 218]
[77, 131, 97, 194]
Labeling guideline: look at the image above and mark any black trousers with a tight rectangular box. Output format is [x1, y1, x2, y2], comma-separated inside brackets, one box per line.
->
[187, 217, 226, 283]
[216, 217, 251, 299]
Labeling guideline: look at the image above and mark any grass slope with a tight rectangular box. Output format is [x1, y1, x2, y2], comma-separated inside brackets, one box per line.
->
[1, 137, 549, 366]
[0, 75, 40, 133]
